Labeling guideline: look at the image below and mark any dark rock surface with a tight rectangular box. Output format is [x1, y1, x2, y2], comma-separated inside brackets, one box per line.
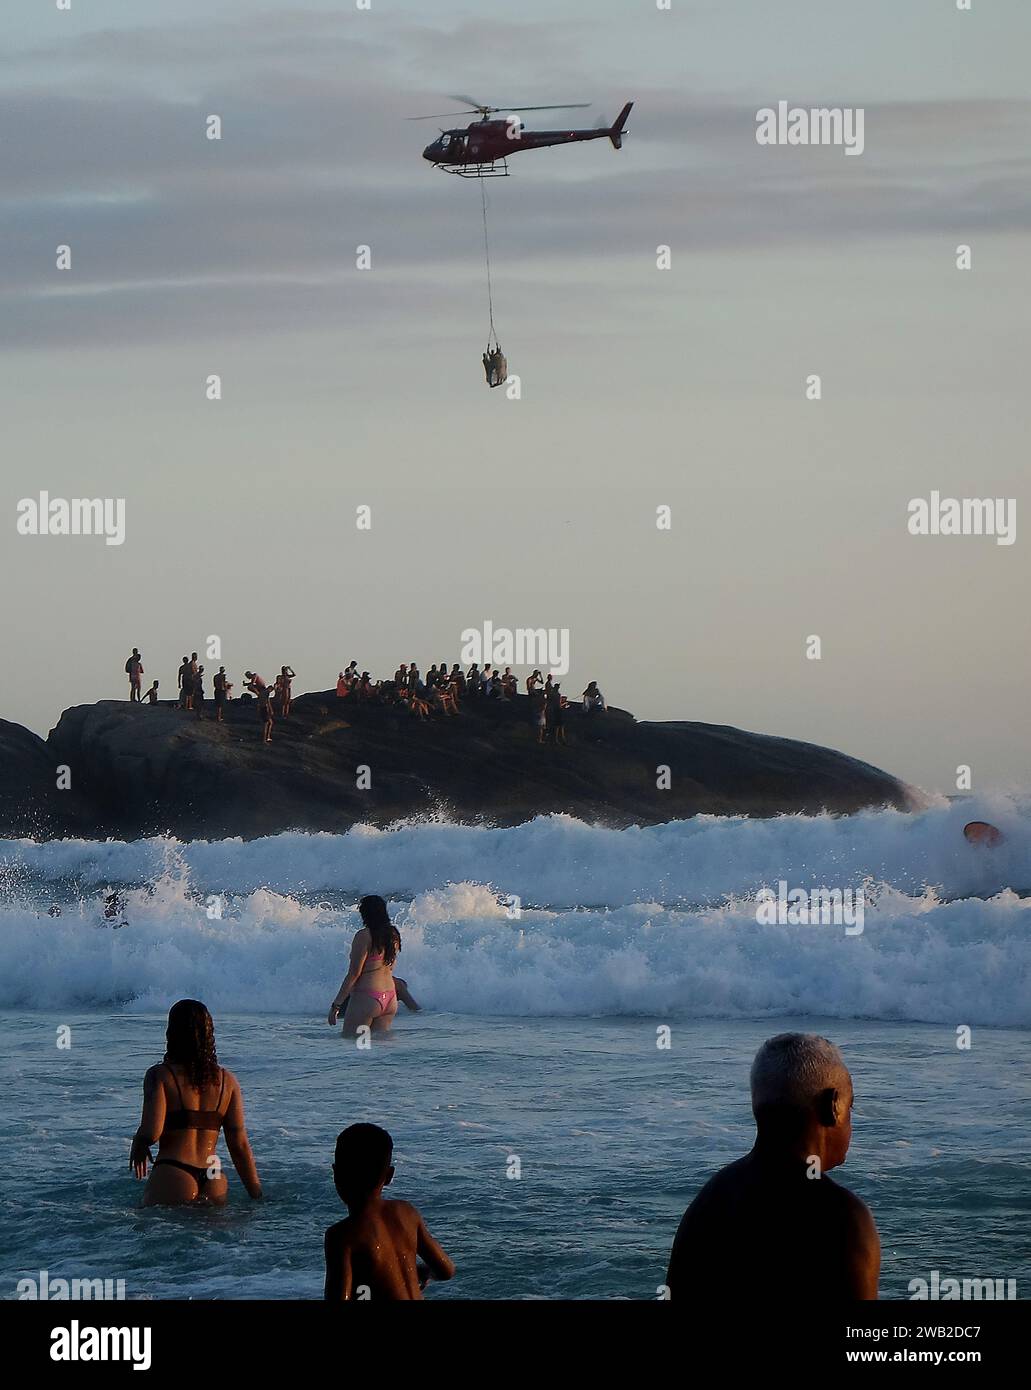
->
[0, 692, 919, 841]
[0, 718, 96, 838]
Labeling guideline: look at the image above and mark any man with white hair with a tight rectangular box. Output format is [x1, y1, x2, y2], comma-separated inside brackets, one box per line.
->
[665, 1033, 880, 1298]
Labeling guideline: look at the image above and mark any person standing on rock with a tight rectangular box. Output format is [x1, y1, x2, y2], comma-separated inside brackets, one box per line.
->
[177, 656, 191, 709]
[276, 666, 296, 718]
[186, 653, 199, 712]
[213, 667, 232, 722]
[546, 683, 567, 745]
[194, 666, 206, 718]
[245, 672, 274, 744]
[530, 684, 547, 743]
[125, 649, 144, 702]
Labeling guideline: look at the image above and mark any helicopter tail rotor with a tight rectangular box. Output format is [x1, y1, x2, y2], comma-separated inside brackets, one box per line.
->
[608, 101, 633, 150]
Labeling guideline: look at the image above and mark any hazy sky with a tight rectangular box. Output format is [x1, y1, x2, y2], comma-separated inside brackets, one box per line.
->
[2, 0, 1029, 794]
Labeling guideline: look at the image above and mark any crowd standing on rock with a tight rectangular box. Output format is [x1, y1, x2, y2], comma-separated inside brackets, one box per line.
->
[122, 648, 606, 744]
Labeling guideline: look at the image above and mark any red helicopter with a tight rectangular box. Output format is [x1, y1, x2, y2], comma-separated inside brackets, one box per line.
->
[412, 96, 633, 177]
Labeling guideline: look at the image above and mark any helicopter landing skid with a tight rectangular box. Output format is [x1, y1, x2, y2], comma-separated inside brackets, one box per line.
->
[438, 159, 510, 178]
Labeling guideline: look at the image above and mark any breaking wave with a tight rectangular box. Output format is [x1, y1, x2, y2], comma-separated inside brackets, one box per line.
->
[0, 795, 1027, 1024]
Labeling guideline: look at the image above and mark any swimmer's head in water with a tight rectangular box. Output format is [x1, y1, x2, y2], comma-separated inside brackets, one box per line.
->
[334, 1123, 394, 1203]
[963, 820, 1004, 848]
[750, 1033, 853, 1168]
[164, 999, 220, 1089]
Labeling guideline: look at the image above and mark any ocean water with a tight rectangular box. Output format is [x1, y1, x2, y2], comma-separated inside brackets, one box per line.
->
[1, 796, 1029, 1300]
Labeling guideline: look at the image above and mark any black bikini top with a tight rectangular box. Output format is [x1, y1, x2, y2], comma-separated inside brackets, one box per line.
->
[162, 1064, 227, 1131]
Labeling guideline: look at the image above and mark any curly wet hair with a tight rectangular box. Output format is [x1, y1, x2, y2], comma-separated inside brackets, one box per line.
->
[164, 999, 220, 1089]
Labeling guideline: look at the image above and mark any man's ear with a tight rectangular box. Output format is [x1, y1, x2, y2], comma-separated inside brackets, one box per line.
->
[815, 1087, 840, 1126]
[384, 1165, 395, 1188]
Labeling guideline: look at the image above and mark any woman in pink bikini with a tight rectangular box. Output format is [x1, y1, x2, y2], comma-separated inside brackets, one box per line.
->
[327, 896, 406, 1036]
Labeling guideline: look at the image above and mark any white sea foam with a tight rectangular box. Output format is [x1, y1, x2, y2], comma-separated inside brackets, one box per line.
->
[2, 793, 1028, 906]
[0, 799, 1028, 1024]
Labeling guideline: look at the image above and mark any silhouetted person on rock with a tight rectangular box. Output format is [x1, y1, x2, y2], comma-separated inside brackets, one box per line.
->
[177, 656, 191, 709]
[582, 681, 606, 715]
[125, 649, 144, 702]
[213, 667, 232, 721]
[545, 684, 566, 745]
[245, 672, 274, 744]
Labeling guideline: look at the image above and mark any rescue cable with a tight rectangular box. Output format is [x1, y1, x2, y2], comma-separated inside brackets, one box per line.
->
[481, 176, 499, 350]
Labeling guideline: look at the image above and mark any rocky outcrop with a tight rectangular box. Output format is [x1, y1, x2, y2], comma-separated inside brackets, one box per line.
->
[0, 718, 96, 838]
[0, 692, 920, 841]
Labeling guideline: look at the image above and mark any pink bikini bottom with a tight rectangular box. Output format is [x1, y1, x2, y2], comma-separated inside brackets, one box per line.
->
[355, 986, 396, 1014]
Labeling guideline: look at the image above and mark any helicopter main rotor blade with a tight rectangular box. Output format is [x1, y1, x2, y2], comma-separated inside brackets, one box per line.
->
[405, 109, 481, 121]
[408, 99, 594, 121]
[448, 94, 489, 110]
[489, 103, 592, 114]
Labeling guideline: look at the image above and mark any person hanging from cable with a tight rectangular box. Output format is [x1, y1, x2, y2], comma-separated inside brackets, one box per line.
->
[483, 341, 507, 387]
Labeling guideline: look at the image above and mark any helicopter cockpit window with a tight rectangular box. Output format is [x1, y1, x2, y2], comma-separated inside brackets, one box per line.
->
[440, 134, 451, 149]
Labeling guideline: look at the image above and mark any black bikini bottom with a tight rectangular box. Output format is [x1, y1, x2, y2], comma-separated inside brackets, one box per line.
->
[153, 1157, 213, 1190]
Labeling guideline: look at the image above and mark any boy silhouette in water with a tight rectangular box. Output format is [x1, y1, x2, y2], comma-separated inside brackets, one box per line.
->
[666, 1033, 880, 1300]
[324, 1124, 454, 1300]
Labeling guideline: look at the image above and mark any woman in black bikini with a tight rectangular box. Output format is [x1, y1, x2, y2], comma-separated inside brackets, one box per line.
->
[129, 999, 263, 1206]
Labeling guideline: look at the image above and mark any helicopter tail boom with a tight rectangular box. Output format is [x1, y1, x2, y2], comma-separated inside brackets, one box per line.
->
[609, 101, 633, 149]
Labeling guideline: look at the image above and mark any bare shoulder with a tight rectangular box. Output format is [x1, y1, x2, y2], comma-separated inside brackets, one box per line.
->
[688, 1156, 752, 1210]
[828, 1178, 881, 1295]
[835, 1182, 879, 1237]
[385, 1198, 421, 1229]
[670, 1158, 751, 1250]
[143, 1063, 165, 1091]
[220, 1067, 241, 1093]
[324, 1217, 353, 1249]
